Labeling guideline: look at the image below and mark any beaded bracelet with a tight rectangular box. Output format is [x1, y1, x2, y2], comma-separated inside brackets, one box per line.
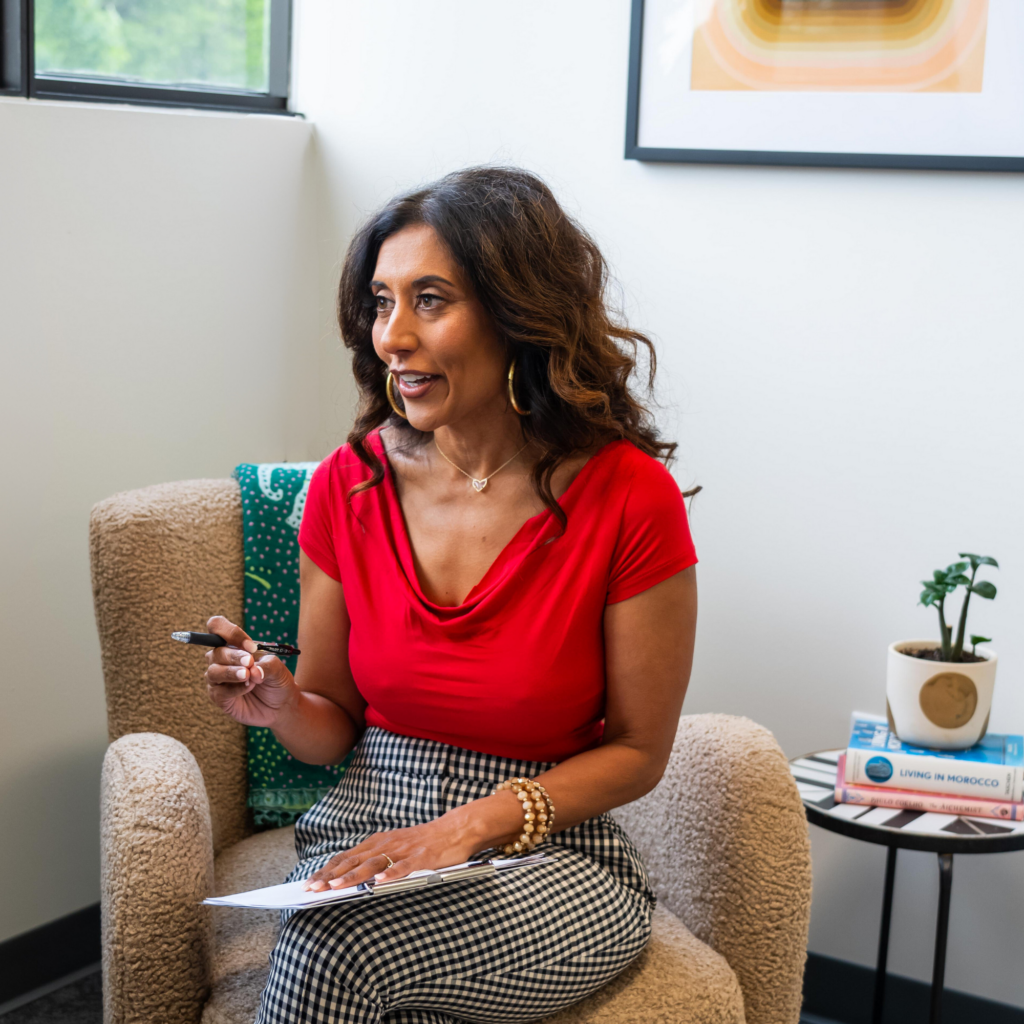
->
[493, 777, 556, 855]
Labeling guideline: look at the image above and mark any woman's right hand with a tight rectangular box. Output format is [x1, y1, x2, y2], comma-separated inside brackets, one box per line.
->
[203, 615, 299, 728]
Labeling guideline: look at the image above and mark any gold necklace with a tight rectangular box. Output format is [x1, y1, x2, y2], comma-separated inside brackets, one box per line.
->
[434, 438, 530, 493]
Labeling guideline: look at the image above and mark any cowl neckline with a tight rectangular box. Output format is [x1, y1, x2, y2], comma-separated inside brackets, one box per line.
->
[372, 431, 617, 620]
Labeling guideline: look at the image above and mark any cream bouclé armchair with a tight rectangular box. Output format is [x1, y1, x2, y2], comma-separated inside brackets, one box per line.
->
[91, 479, 812, 1024]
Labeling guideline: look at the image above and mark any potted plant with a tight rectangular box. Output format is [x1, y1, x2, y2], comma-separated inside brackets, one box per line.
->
[886, 553, 999, 750]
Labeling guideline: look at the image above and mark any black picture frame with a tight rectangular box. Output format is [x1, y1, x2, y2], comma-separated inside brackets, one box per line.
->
[624, 0, 1024, 172]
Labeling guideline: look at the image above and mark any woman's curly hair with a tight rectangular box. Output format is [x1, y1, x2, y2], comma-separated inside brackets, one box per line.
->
[338, 166, 676, 526]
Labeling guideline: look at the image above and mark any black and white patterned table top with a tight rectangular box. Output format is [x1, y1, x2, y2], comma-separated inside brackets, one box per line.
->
[790, 750, 1024, 855]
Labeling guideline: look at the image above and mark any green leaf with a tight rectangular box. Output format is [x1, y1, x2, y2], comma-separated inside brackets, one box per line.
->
[970, 635, 993, 646]
[970, 581, 997, 600]
[947, 574, 971, 587]
[920, 592, 937, 607]
[960, 553, 999, 569]
[946, 561, 970, 576]
[933, 569, 949, 583]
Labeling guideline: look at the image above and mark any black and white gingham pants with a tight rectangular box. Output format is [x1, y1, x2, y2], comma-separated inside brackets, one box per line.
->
[256, 727, 654, 1024]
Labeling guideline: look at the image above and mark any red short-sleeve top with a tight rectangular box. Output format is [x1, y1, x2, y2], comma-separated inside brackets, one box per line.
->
[298, 432, 697, 763]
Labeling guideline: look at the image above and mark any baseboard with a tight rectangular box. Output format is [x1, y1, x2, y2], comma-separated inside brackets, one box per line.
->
[0, 904, 101, 1006]
[804, 951, 1024, 1024]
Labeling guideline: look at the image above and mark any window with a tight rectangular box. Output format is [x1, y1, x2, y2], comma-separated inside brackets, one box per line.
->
[1, 0, 291, 113]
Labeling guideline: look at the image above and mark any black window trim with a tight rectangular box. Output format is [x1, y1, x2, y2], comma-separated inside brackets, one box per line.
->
[1, 0, 294, 115]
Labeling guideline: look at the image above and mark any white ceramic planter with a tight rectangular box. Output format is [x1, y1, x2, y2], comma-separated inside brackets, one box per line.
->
[886, 640, 997, 750]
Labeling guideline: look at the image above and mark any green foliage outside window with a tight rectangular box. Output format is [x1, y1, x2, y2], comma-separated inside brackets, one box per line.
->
[34, 0, 270, 91]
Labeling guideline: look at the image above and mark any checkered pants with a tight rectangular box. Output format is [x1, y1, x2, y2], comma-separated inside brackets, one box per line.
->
[255, 728, 654, 1024]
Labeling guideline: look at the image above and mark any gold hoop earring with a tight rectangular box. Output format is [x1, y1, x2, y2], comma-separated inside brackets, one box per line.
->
[507, 361, 531, 416]
[385, 372, 408, 420]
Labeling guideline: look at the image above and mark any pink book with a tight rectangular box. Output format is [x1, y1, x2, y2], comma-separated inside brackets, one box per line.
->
[835, 754, 1024, 821]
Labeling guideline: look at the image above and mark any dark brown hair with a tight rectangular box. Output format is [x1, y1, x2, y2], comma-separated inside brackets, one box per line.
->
[338, 166, 676, 525]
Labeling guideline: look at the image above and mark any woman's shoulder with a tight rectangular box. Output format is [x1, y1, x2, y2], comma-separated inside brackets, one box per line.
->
[300, 435, 385, 565]
[567, 440, 688, 546]
[591, 439, 682, 499]
[315, 433, 382, 487]
[598, 442, 696, 600]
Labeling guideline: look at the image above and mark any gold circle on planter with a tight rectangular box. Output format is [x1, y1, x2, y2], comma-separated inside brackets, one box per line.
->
[919, 672, 978, 729]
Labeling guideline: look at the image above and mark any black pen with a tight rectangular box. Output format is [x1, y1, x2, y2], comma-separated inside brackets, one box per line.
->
[171, 631, 301, 658]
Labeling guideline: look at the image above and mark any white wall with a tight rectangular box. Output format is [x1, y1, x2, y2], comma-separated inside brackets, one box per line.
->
[291, 0, 1024, 1007]
[0, 98, 343, 942]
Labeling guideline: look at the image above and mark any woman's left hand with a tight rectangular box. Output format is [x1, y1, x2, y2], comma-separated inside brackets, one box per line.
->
[302, 806, 502, 891]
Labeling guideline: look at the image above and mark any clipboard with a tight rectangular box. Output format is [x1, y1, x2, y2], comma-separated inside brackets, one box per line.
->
[203, 853, 549, 911]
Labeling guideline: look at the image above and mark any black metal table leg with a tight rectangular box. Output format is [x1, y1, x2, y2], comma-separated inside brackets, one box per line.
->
[930, 853, 954, 1024]
[872, 845, 898, 1024]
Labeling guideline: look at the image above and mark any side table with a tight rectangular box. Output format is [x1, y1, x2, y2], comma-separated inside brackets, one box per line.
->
[791, 750, 1024, 1024]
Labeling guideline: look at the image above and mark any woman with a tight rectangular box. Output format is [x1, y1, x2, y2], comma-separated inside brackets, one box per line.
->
[205, 167, 698, 1024]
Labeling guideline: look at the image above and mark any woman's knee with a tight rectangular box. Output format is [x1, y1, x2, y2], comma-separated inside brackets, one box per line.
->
[275, 903, 398, 1001]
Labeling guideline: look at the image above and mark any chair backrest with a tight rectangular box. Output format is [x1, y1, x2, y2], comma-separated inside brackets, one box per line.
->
[90, 479, 251, 854]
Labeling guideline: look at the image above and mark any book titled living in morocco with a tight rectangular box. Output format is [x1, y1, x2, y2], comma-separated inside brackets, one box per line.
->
[843, 712, 1024, 802]
[835, 753, 1024, 821]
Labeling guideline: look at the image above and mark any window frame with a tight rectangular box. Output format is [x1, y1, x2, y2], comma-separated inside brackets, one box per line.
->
[1, 0, 292, 114]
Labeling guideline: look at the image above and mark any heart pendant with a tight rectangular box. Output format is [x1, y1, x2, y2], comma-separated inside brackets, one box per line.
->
[472, 479, 487, 492]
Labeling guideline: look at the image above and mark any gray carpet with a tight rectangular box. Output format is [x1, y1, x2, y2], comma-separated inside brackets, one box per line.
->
[0, 972, 101, 1023]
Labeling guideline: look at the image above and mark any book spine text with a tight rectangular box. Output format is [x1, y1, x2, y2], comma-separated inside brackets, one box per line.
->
[844, 748, 1023, 801]
[835, 781, 1024, 821]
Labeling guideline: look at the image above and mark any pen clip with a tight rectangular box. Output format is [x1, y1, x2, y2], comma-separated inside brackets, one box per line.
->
[255, 642, 302, 657]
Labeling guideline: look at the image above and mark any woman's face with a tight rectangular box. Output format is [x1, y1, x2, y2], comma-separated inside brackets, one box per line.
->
[371, 224, 506, 433]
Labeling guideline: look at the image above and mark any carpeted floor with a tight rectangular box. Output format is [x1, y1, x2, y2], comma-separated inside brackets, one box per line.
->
[0, 971, 101, 1024]
[0, 971, 835, 1024]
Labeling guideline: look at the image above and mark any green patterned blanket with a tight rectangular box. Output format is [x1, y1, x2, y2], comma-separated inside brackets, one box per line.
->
[235, 462, 351, 829]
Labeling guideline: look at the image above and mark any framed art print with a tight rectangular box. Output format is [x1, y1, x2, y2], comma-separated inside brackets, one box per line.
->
[625, 0, 1024, 170]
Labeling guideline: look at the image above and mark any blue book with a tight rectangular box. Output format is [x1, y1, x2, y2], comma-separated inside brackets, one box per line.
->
[844, 712, 1024, 802]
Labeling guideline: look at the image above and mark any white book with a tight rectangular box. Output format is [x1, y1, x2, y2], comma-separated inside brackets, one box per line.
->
[844, 712, 1024, 802]
[204, 855, 549, 911]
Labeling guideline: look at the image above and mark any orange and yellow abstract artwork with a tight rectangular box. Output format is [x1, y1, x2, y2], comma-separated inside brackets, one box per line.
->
[691, 0, 990, 92]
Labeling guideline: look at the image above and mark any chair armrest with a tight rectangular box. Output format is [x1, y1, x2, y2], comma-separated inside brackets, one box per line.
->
[613, 713, 812, 1024]
[101, 733, 214, 1024]
[90, 478, 249, 855]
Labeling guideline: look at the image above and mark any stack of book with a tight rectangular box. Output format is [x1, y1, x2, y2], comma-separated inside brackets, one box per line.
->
[836, 712, 1024, 821]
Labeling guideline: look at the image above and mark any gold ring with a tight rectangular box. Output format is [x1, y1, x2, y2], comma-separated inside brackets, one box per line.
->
[381, 854, 394, 870]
